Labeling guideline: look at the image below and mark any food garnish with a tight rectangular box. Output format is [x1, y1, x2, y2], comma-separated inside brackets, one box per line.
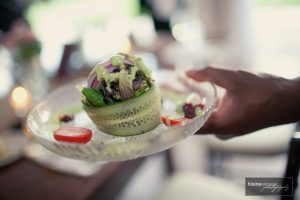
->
[54, 126, 92, 144]
[161, 116, 187, 126]
[58, 114, 74, 123]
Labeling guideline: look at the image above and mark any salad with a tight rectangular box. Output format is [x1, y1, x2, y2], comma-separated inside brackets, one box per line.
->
[82, 53, 154, 106]
[81, 53, 161, 136]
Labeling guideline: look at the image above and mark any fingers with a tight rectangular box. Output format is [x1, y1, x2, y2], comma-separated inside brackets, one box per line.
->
[187, 67, 241, 139]
[186, 66, 238, 89]
[196, 112, 218, 134]
[196, 114, 236, 140]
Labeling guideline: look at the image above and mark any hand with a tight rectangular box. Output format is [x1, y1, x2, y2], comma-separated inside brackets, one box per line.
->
[186, 67, 300, 138]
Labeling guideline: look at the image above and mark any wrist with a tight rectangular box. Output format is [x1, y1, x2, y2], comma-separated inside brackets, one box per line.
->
[279, 77, 300, 124]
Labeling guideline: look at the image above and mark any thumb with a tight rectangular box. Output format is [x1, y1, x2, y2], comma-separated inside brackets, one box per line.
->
[196, 111, 219, 134]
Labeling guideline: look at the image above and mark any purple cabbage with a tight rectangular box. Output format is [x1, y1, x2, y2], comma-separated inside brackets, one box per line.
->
[133, 72, 143, 91]
[87, 72, 100, 88]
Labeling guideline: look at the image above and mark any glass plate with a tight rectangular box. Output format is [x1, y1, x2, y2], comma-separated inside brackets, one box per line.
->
[26, 76, 216, 162]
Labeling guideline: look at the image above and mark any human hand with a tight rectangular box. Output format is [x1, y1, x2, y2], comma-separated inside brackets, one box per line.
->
[186, 67, 299, 138]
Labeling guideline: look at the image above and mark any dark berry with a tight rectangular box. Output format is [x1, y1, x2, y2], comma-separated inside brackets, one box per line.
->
[183, 103, 196, 119]
[59, 114, 74, 123]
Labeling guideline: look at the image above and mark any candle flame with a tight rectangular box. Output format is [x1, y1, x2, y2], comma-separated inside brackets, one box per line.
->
[9, 86, 31, 117]
[12, 87, 29, 104]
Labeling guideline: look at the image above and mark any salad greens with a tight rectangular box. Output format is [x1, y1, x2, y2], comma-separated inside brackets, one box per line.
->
[119, 69, 134, 100]
[82, 53, 153, 107]
[82, 88, 105, 107]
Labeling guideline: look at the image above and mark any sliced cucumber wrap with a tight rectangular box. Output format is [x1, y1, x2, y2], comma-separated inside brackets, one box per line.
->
[83, 86, 161, 136]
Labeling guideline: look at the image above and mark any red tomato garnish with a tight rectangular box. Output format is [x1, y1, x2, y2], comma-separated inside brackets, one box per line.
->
[161, 116, 186, 126]
[54, 126, 92, 144]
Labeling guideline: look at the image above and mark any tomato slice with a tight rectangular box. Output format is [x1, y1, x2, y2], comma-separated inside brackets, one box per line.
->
[161, 116, 186, 126]
[54, 126, 92, 144]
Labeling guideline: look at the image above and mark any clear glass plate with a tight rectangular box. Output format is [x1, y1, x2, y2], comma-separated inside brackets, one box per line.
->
[26, 75, 216, 162]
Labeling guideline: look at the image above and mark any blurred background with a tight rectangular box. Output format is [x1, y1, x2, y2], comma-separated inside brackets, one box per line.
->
[0, 0, 299, 199]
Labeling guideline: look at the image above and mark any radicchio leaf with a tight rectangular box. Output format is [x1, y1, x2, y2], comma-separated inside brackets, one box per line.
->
[87, 72, 100, 88]
[106, 65, 120, 73]
[91, 77, 100, 88]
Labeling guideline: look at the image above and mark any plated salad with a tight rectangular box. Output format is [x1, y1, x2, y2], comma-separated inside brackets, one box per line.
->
[80, 53, 161, 136]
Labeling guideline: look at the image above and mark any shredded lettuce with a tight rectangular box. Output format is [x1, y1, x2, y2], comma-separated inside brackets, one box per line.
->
[119, 69, 134, 100]
[134, 80, 149, 97]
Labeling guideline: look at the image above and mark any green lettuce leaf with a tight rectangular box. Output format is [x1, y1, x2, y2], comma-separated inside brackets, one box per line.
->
[82, 88, 105, 107]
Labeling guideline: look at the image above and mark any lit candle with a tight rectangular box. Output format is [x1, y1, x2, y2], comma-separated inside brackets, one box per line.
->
[9, 86, 32, 117]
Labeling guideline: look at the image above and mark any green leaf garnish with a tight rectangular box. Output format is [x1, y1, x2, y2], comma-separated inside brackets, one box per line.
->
[82, 88, 105, 107]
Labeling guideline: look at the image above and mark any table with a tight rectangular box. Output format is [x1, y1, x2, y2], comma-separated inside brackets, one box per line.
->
[0, 157, 145, 200]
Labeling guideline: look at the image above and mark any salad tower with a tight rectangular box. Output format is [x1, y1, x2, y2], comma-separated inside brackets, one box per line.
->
[81, 53, 161, 136]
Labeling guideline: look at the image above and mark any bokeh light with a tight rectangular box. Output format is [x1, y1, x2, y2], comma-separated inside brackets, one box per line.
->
[9, 86, 32, 117]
